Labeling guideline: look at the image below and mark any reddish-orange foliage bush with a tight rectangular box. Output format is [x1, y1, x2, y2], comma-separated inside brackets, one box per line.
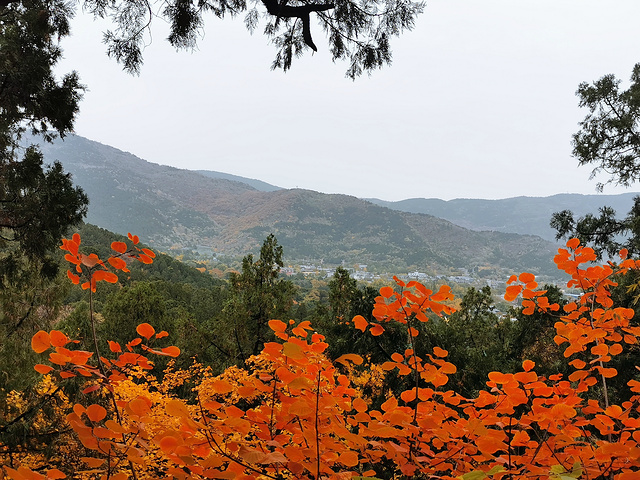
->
[2, 236, 640, 479]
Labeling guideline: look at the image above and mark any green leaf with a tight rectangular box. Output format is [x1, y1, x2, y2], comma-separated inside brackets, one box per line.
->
[487, 466, 505, 475]
[460, 471, 487, 480]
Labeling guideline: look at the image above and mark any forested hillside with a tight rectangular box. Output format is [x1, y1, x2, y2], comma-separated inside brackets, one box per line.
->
[33, 134, 558, 275]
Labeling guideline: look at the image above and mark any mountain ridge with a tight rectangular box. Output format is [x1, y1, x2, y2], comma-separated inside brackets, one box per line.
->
[365, 194, 640, 242]
[31, 134, 593, 276]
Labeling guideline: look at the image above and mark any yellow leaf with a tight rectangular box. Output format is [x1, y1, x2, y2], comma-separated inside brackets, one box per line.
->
[212, 379, 234, 394]
[166, 399, 190, 417]
[335, 353, 364, 366]
[282, 341, 305, 360]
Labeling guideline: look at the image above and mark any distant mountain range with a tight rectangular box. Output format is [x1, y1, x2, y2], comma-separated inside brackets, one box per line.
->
[32, 134, 635, 277]
[194, 162, 639, 245]
[366, 195, 640, 243]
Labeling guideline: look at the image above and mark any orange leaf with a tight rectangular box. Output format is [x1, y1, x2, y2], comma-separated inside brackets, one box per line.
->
[138, 254, 153, 264]
[136, 323, 155, 340]
[111, 241, 127, 253]
[82, 385, 101, 394]
[108, 256, 128, 270]
[211, 380, 234, 394]
[519, 272, 535, 284]
[522, 359, 535, 372]
[160, 346, 180, 357]
[336, 354, 364, 366]
[31, 331, 51, 353]
[128, 233, 140, 244]
[504, 285, 522, 302]
[289, 399, 314, 417]
[566, 238, 580, 249]
[46, 469, 66, 479]
[433, 346, 448, 357]
[93, 270, 118, 284]
[108, 341, 121, 353]
[369, 324, 385, 336]
[476, 433, 506, 454]
[49, 330, 68, 347]
[159, 435, 180, 453]
[268, 319, 287, 333]
[353, 315, 368, 332]
[400, 389, 416, 403]
[550, 403, 576, 418]
[34, 364, 54, 374]
[339, 450, 359, 467]
[380, 286, 394, 298]
[156, 331, 169, 339]
[225, 405, 245, 418]
[166, 399, 190, 417]
[591, 343, 608, 356]
[141, 248, 156, 258]
[352, 397, 368, 412]
[81, 457, 105, 468]
[609, 343, 623, 355]
[67, 270, 80, 284]
[86, 404, 107, 422]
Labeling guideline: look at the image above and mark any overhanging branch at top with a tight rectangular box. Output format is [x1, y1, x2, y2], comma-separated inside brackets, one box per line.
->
[261, 0, 334, 51]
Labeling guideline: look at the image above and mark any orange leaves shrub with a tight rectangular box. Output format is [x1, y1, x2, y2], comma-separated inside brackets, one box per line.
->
[5, 237, 640, 479]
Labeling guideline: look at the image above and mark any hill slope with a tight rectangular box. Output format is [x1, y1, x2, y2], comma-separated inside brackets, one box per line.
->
[35, 135, 558, 275]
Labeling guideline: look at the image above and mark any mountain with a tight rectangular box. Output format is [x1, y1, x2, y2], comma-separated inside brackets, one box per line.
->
[33, 134, 559, 275]
[194, 170, 281, 192]
[367, 194, 640, 243]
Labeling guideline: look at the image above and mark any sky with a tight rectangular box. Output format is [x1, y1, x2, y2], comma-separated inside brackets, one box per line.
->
[55, 0, 640, 202]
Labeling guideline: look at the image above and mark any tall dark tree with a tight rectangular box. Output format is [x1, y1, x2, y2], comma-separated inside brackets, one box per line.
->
[1, 0, 87, 283]
[223, 234, 296, 363]
[552, 63, 640, 256]
[572, 63, 640, 190]
[328, 266, 359, 321]
[1, 0, 87, 396]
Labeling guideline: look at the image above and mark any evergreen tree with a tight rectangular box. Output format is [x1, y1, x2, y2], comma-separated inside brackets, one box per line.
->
[552, 63, 640, 257]
[223, 234, 296, 363]
[1, 0, 88, 389]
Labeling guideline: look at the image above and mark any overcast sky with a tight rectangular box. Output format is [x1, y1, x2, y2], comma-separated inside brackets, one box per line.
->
[56, 0, 640, 202]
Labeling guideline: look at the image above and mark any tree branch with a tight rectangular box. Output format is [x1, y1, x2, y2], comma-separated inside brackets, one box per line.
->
[261, 0, 334, 51]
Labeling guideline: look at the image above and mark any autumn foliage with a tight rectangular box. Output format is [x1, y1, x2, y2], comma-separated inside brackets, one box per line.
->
[2, 235, 640, 479]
